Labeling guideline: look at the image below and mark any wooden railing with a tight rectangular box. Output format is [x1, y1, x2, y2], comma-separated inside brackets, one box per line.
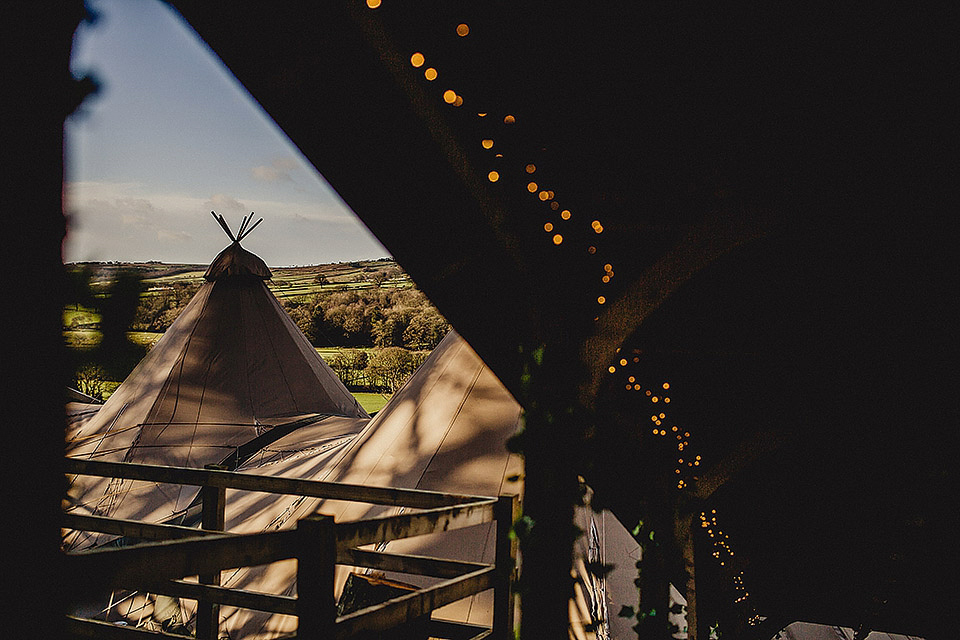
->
[63, 458, 519, 640]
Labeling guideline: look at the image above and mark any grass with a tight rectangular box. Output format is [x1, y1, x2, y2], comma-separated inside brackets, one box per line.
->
[353, 392, 392, 415]
[63, 330, 162, 349]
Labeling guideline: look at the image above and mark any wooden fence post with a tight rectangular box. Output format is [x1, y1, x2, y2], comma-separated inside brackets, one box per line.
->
[197, 464, 227, 640]
[494, 494, 519, 639]
[297, 515, 337, 640]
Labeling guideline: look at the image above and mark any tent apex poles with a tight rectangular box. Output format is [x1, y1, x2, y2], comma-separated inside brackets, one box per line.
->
[237, 213, 251, 239]
[238, 217, 263, 241]
[211, 211, 236, 242]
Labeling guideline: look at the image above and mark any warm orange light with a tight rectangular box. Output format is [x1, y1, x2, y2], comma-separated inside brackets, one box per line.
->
[487, 171, 499, 182]
[561, 209, 571, 220]
[544, 222, 554, 232]
[619, 358, 627, 366]
[664, 397, 671, 403]
[587, 245, 596, 254]
[550, 201, 560, 210]
[443, 90, 457, 104]
[552, 234, 563, 245]
[659, 413, 665, 419]
[608, 366, 616, 374]
[366, 0, 381, 8]
[604, 263, 613, 272]
[601, 275, 610, 284]
[634, 384, 641, 391]
[481, 139, 494, 149]
[597, 295, 606, 304]
[662, 382, 670, 390]
[477, 112, 487, 117]
[410, 52, 425, 67]
[527, 182, 538, 193]
[628, 376, 635, 383]
[538, 191, 549, 201]
[525, 164, 536, 174]
[504, 114, 516, 124]
[672, 426, 678, 431]
[453, 95, 463, 107]
[424, 67, 438, 81]
[652, 396, 659, 403]
[592, 220, 604, 233]
[456, 23, 470, 36]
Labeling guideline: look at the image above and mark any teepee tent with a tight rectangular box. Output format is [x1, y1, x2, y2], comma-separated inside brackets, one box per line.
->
[179, 330, 640, 639]
[65, 213, 368, 549]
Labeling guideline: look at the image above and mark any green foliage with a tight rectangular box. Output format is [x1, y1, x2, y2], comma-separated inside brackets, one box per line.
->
[327, 349, 370, 388]
[364, 346, 418, 392]
[73, 362, 106, 400]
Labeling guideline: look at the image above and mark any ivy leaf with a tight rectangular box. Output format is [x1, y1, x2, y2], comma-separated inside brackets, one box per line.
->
[618, 605, 635, 618]
[648, 530, 656, 541]
[631, 520, 644, 536]
[512, 515, 535, 540]
[533, 345, 545, 366]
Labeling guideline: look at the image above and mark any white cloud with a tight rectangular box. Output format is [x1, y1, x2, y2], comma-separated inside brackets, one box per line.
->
[251, 156, 300, 182]
[63, 179, 386, 264]
[204, 193, 247, 212]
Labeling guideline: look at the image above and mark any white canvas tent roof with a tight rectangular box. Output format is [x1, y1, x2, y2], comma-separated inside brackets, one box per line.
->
[169, 331, 641, 639]
[64, 221, 368, 548]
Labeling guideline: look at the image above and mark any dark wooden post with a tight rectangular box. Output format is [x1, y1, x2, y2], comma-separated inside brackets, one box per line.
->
[296, 515, 337, 640]
[494, 494, 520, 639]
[197, 464, 227, 640]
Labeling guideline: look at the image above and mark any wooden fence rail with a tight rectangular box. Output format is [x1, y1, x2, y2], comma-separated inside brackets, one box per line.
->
[64, 458, 519, 640]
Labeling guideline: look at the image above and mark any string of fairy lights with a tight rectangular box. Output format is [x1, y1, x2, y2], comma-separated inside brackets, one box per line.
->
[367, 0, 760, 630]
[365, 0, 613, 313]
[608, 356, 763, 627]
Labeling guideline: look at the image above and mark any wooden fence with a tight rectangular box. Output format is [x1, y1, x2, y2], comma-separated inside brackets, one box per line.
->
[63, 458, 519, 640]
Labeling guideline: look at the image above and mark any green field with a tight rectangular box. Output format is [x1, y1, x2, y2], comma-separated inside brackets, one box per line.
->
[352, 392, 392, 415]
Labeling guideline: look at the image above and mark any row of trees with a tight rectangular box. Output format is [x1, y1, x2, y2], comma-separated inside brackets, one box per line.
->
[125, 281, 447, 351]
[282, 288, 449, 350]
[327, 347, 429, 392]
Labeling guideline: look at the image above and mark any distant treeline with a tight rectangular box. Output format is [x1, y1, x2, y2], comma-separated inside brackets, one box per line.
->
[126, 279, 448, 350]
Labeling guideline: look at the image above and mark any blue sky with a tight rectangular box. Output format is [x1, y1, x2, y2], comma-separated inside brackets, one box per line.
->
[65, 0, 389, 266]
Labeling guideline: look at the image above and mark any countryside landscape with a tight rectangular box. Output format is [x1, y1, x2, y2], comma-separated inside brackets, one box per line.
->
[65, 257, 449, 414]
